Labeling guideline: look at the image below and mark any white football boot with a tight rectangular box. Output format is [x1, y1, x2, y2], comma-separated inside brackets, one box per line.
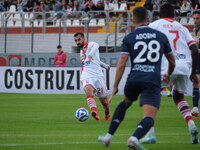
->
[127, 136, 148, 150]
[191, 107, 199, 117]
[98, 134, 112, 147]
[189, 124, 199, 144]
[139, 132, 156, 144]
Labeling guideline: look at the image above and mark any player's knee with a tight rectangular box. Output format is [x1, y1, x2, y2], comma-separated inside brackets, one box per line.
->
[193, 83, 200, 88]
[101, 99, 108, 106]
[173, 90, 184, 103]
[123, 98, 132, 107]
[84, 85, 94, 95]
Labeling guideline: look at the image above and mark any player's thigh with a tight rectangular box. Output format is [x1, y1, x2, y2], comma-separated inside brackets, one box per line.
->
[81, 78, 95, 95]
[94, 77, 108, 98]
[195, 74, 200, 88]
[124, 81, 141, 102]
[140, 84, 161, 109]
[172, 75, 189, 94]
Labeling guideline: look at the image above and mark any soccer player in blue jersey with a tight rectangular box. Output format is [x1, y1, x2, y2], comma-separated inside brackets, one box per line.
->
[191, 10, 200, 117]
[140, 3, 199, 145]
[98, 7, 175, 150]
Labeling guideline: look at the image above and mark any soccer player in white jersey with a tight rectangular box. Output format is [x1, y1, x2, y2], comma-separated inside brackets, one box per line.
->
[140, 3, 199, 144]
[74, 32, 111, 121]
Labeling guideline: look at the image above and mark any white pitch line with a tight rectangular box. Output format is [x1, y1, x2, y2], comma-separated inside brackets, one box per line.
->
[0, 140, 190, 147]
[0, 133, 189, 137]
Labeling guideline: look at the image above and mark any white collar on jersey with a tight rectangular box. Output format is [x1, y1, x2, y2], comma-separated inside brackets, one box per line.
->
[135, 25, 149, 30]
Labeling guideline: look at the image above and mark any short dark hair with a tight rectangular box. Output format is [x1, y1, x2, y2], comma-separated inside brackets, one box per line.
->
[132, 7, 148, 23]
[74, 32, 85, 38]
[193, 10, 200, 15]
[160, 3, 174, 18]
[57, 45, 62, 48]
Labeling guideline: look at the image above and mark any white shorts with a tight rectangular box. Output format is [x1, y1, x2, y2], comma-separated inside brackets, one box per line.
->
[162, 75, 189, 94]
[81, 76, 108, 98]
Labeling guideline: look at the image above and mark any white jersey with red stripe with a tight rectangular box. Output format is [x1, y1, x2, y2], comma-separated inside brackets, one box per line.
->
[149, 18, 196, 75]
[80, 41, 104, 80]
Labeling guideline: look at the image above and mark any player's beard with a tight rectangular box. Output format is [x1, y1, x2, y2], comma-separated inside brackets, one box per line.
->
[78, 41, 84, 48]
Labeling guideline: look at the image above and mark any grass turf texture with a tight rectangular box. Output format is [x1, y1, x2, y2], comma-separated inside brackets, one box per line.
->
[0, 93, 199, 150]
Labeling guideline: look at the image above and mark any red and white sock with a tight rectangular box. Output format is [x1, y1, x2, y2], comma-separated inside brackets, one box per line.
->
[87, 95, 97, 110]
[176, 99, 194, 126]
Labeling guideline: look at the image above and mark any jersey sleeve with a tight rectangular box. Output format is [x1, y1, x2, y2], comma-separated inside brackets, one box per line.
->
[53, 55, 57, 65]
[148, 22, 157, 30]
[121, 37, 130, 55]
[184, 27, 196, 47]
[62, 53, 67, 62]
[88, 42, 99, 56]
[163, 33, 173, 55]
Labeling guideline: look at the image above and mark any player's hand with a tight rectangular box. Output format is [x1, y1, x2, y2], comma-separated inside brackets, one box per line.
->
[162, 74, 170, 84]
[108, 87, 118, 104]
[88, 55, 93, 62]
[190, 74, 199, 87]
[107, 65, 110, 71]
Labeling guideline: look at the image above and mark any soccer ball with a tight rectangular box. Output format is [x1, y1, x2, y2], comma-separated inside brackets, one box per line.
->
[75, 108, 89, 122]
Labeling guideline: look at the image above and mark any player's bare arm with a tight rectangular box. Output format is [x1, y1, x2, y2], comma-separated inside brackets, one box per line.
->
[113, 54, 129, 94]
[108, 54, 128, 104]
[190, 44, 199, 86]
[163, 53, 176, 83]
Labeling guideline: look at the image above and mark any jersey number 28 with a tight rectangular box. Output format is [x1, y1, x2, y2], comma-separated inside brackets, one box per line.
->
[133, 40, 160, 63]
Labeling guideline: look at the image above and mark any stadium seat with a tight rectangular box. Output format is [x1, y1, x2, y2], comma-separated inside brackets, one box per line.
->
[180, 17, 188, 25]
[55, 20, 60, 27]
[24, 20, 32, 27]
[24, 13, 33, 20]
[89, 19, 97, 26]
[72, 19, 80, 26]
[13, 13, 21, 20]
[113, 3, 119, 11]
[7, 20, 14, 27]
[37, 20, 43, 27]
[66, 19, 71, 26]
[188, 18, 194, 25]
[14, 20, 21, 27]
[97, 18, 105, 26]
[119, 3, 127, 11]
[9, 5, 16, 12]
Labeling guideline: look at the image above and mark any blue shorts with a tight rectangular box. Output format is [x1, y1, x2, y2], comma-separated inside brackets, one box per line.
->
[124, 81, 161, 109]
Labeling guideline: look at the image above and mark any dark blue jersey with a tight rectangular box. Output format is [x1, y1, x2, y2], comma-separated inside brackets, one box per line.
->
[121, 25, 172, 87]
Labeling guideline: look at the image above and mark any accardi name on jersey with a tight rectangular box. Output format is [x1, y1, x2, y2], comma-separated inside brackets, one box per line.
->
[136, 33, 156, 40]
[132, 64, 155, 72]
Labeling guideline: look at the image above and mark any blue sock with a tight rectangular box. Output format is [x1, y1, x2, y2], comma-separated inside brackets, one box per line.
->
[193, 88, 199, 108]
[108, 100, 129, 135]
[133, 116, 154, 140]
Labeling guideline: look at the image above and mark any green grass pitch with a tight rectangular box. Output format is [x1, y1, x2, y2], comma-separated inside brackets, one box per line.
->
[0, 93, 199, 150]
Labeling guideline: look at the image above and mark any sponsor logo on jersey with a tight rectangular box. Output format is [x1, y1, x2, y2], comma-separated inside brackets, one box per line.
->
[132, 64, 155, 72]
[83, 61, 90, 66]
[81, 53, 86, 62]
[174, 52, 186, 60]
